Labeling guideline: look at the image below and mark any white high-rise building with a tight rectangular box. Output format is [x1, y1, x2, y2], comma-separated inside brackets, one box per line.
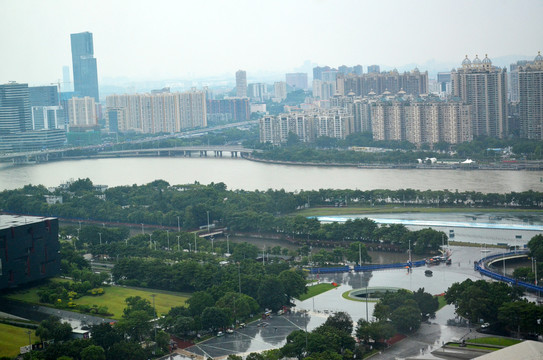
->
[106, 90, 207, 133]
[273, 82, 287, 102]
[451, 54, 508, 138]
[68, 96, 96, 128]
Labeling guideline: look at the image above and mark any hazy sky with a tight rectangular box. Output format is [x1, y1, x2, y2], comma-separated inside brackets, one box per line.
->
[1, 0, 542, 85]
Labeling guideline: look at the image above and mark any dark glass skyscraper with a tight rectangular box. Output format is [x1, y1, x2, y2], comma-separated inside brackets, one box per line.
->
[0, 82, 31, 134]
[70, 32, 99, 102]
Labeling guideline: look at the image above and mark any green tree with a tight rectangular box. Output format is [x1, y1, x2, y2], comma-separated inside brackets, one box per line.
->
[81, 345, 106, 360]
[528, 234, 543, 261]
[201, 307, 230, 331]
[323, 311, 353, 334]
[186, 291, 215, 317]
[390, 304, 421, 333]
[278, 270, 307, 301]
[258, 277, 287, 311]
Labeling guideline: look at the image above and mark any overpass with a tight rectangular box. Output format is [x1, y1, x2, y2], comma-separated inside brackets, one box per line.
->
[475, 250, 543, 293]
[97, 145, 255, 158]
[0, 120, 259, 164]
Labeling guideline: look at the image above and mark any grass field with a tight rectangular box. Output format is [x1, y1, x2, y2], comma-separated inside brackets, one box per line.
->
[448, 343, 498, 351]
[436, 295, 448, 310]
[467, 337, 521, 347]
[341, 290, 379, 302]
[294, 206, 542, 217]
[4, 279, 189, 320]
[297, 283, 336, 301]
[0, 323, 36, 358]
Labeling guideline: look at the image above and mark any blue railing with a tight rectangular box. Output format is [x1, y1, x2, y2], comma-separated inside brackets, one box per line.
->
[474, 251, 543, 293]
[308, 260, 426, 274]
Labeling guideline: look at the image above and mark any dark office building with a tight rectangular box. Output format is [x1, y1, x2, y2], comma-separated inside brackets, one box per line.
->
[0, 82, 32, 134]
[71, 32, 99, 102]
[207, 98, 250, 122]
[29, 86, 59, 107]
[0, 216, 60, 289]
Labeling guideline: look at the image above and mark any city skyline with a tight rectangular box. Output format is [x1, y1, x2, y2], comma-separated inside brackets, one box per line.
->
[1, 0, 542, 86]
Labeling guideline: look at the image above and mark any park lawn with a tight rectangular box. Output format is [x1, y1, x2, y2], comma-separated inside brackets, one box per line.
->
[436, 295, 448, 310]
[4, 279, 188, 320]
[467, 337, 521, 347]
[448, 343, 498, 351]
[297, 283, 336, 301]
[341, 290, 379, 302]
[0, 323, 37, 358]
[73, 286, 188, 319]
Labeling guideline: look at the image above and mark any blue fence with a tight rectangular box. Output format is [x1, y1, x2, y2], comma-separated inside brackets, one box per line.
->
[474, 251, 543, 293]
[308, 260, 426, 274]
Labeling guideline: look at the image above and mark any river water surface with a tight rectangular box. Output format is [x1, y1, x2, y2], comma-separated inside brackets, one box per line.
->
[1, 157, 543, 192]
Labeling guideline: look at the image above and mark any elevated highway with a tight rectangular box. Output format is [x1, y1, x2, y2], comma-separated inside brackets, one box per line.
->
[0, 120, 258, 164]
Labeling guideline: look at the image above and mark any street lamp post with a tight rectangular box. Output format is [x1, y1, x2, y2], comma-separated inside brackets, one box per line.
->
[194, 233, 197, 252]
[177, 235, 180, 252]
[207, 211, 210, 233]
[237, 262, 241, 294]
[149, 234, 152, 249]
[177, 216, 180, 233]
[167, 230, 170, 251]
[226, 234, 230, 254]
[98, 232, 102, 245]
[141, 223, 144, 234]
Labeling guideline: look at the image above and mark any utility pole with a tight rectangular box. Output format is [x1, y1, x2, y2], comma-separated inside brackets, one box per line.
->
[167, 230, 170, 251]
[194, 233, 197, 252]
[98, 232, 102, 245]
[177, 235, 180, 252]
[177, 216, 180, 233]
[226, 234, 230, 254]
[141, 223, 144, 234]
[149, 234, 152, 249]
[207, 211, 210, 233]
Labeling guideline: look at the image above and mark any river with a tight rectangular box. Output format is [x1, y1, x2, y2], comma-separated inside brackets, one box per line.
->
[1, 156, 543, 193]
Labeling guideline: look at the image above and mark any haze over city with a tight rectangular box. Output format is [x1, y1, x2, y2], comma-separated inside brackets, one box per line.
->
[2, 0, 542, 86]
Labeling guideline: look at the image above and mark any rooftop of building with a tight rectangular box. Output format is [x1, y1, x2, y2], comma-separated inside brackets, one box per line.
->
[0, 215, 56, 230]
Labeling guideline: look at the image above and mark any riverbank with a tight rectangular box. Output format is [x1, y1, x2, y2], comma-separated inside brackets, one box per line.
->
[244, 154, 543, 171]
[295, 206, 543, 217]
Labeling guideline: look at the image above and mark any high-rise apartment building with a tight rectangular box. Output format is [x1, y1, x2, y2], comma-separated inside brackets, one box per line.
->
[509, 60, 529, 103]
[259, 109, 353, 144]
[371, 97, 472, 145]
[286, 73, 308, 90]
[451, 55, 508, 138]
[68, 96, 97, 129]
[106, 90, 207, 133]
[518, 52, 543, 139]
[273, 82, 287, 102]
[236, 70, 247, 98]
[367, 65, 380, 74]
[313, 66, 331, 81]
[247, 83, 268, 102]
[207, 98, 250, 122]
[338, 68, 428, 97]
[71, 32, 99, 102]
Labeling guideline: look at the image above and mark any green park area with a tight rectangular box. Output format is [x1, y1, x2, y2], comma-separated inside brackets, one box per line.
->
[0, 323, 37, 358]
[467, 337, 522, 347]
[4, 279, 189, 320]
[297, 283, 336, 301]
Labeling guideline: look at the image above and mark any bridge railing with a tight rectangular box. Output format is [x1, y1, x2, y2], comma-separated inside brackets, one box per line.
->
[474, 250, 543, 293]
